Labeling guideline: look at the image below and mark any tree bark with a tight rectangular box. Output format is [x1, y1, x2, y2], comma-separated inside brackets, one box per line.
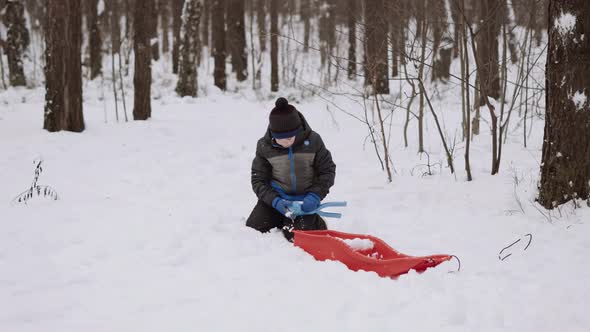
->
[212, 0, 227, 90]
[176, 0, 203, 97]
[431, 0, 453, 82]
[257, 0, 267, 52]
[43, 0, 84, 132]
[150, 0, 159, 61]
[87, 0, 102, 79]
[270, 0, 278, 91]
[363, 0, 389, 94]
[301, 0, 309, 52]
[159, 0, 170, 53]
[201, 0, 209, 47]
[389, 2, 399, 78]
[4, 0, 29, 86]
[347, 0, 356, 79]
[476, 0, 501, 104]
[133, 0, 152, 120]
[172, 0, 185, 73]
[107, 0, 121, 54]
[227, 0, 248, 81]
[538, 0, 590, 208]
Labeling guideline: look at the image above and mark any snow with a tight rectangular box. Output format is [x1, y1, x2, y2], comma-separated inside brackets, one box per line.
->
[1, 80, 589, 332]
[572, 90, 587, 111]
[555, 12, 577, 36]
[0, 21, 588, 332]
[97, 0, 105, 16]
[341, 238, 374, 251]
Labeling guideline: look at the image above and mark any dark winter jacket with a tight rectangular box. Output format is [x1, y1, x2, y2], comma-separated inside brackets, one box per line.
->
[251, 112, 336, 207]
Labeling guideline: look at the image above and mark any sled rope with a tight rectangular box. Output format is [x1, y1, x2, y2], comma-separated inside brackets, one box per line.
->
[499, 233, 532, 261]
[448, 255, 461, 273]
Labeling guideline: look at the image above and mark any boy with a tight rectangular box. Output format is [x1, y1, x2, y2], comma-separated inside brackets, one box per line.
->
[246, 97, 336, 241]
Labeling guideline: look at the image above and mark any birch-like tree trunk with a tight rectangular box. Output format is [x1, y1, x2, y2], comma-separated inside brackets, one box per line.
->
[176, 0, 203, 97]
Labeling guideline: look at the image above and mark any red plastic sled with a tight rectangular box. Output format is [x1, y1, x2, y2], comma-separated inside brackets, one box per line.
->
[293, 230, 452, 278]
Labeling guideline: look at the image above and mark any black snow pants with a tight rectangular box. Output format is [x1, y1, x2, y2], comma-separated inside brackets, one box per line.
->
[246, 200, 327, 241]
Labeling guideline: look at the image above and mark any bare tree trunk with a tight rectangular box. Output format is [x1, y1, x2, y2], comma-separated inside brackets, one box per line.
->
[472, 74, 480, 136]
[227, 0, 248, 81]
[494, 9, 509, 174]
[202, 0, 210, 47]
[318, 0, 335, 80]
[257, 0, 267, 52]
[431, 0, 453, 82]
[108, 0, 120, 122]
[347, 0, 356, 79]
[301, 0, 310, 52]
[149, 0, 159, 61]
[451, 0, 461, 58]
[172, 0, 184, 73]
[476, 0, 501, 104]
[176, 0, 204, 97]
[44, 0, 84, 132]
[0, 46, 7, 89]
[399, 0, 407, 66]
[389, 2, 399, 77]
[87, 0, 102, 79]
[363, 0, 389, 94]
[159, 0, 170, 53]
[123, 0, 133, 76]
[417, 3, 427, 153]
[270, 0, 278, 91]
[4, 0, 29, 86]
[133, 0, 153, 120]
[107, 0, 121, 54]
[461, 0, 472, 181]
[212, 0, 227, 90]
[538, 0, 590, 208]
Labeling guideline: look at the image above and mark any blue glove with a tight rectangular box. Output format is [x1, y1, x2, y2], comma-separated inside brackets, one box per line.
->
[272, 197, 293, 216]
[301, 193, 321, 212]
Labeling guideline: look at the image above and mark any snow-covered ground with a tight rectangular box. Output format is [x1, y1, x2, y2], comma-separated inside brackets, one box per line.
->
[1, 20, 590, 329]
[1, 76, 589, 331]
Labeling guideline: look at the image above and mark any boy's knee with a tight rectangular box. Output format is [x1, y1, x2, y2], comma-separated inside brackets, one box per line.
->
[246, 219, 274, 233]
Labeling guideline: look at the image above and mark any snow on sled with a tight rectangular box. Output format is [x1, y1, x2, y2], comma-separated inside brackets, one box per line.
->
[293, 230, 452, 278]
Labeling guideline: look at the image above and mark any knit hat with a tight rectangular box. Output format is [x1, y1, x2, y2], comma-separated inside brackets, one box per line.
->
[269, 97, 302, 139]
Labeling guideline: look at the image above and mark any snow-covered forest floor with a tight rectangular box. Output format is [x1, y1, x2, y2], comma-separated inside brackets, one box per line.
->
[1, 31, 590, 332]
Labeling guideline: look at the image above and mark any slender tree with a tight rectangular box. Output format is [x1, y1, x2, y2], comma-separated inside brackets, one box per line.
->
[476, 0, 501, 103]
[389, 2, 400, 77]
[347, 0, 356, 79]
[176, 0, 203, 97]
[227, 0, 248, 81]
[87, 0, 102, 79]
[257, 0, 267, 52]
[270, 0, 278, 91]
[3, 0, 30, 86]
[212, 0, 226, 90]
[44, 0, 84, 132]
[159, 0, 171, 53]
[301, 0, 310, 52]
[133, 0, 153, 120]
[172, 0, 185, 73]
[538, 0, 590, 208]
[150, 0, 159, 61]
[431, 0, 453, 82]
[107, 0, 121, 54]
[201, 0, 209, 47]
[363, 0, 389, 94]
